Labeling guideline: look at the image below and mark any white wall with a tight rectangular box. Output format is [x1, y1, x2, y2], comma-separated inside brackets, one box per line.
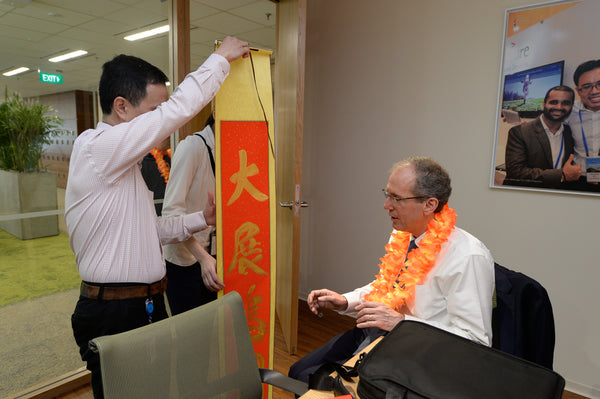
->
[299, 0, 599, 396]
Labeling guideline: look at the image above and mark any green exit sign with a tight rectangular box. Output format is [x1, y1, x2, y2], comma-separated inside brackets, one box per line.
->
[39, 72, 63, 84]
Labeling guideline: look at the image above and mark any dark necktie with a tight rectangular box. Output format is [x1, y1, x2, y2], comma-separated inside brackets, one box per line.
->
[405, 239, 417, 262]
[407, 239, 417, 255]
[398, 239, 418, 286]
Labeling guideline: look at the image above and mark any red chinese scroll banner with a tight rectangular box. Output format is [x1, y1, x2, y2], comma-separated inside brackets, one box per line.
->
[215, 47, 275, 398]
[221, 120, 271, 364]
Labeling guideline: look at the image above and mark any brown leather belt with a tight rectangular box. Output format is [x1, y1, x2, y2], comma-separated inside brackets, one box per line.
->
[80, 277, 168, 300]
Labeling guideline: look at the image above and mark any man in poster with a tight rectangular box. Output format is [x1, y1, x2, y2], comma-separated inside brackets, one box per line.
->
[567, 59, 600, 185]
[504, 86, 581, 188]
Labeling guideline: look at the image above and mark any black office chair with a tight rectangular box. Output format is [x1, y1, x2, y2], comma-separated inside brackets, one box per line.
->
[492, 262, 556, 369]
[90, 291, 308, 399]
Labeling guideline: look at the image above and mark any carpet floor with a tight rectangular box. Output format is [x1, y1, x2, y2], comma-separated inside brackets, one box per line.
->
[0, 288, 84, 398]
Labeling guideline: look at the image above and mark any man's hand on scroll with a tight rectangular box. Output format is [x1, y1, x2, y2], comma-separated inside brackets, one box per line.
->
[215, 36, 250, 62]
[203, 191, 216, 226]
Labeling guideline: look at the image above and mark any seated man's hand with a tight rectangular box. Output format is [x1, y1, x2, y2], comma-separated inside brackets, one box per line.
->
[307, 289, 348, 315]
[203, 191, 216, 226]
[356, 301, 405, 331]
[562, 154, 582, 181]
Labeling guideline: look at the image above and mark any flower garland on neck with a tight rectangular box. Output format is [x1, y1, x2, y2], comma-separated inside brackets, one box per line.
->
[364, 204, 457, 311]
[150, 148, 171, 184]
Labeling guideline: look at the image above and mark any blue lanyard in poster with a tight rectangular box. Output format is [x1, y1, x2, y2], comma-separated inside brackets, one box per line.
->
[554, 137, 564, 169]
[578, 110, 600, 156]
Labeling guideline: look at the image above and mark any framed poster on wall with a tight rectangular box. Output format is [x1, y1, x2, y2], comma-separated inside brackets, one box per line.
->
[491, 0, 600, 196]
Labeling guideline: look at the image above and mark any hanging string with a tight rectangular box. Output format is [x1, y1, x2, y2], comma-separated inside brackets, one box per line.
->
[248, 50, 275, 160]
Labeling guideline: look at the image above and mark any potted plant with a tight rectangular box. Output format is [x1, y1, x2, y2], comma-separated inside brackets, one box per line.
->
[0, 90, 63, 239]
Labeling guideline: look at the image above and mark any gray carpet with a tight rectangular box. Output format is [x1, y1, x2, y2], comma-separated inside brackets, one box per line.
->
[0, 288, 85, 398]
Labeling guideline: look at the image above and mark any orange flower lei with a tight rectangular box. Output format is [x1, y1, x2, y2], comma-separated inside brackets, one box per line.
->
[150, 148, 171, 184]
[364, 204, 457, 311]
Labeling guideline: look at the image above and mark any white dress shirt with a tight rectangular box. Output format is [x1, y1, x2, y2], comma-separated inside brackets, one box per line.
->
[65, 54, 229, 284]
[539, 116, 565, 168]
[162, 126, 216, 266]
[342, 227, 495, 346]
[567, 100, 600, 175]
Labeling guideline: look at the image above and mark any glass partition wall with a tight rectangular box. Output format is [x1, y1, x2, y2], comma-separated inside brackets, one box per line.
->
[0, 0, 170, 396]
[0, 0, 275, 396]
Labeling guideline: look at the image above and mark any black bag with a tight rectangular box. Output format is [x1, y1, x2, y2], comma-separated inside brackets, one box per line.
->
[356, 320, 565, 399]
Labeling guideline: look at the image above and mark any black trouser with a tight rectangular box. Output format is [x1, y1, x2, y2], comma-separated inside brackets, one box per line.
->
[71, 288, 168, 399]
[288, 326, 387, 383]
[165, 260, 217, 316]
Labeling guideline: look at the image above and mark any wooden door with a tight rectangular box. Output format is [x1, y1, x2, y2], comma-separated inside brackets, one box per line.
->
[274, 0, 307, 355]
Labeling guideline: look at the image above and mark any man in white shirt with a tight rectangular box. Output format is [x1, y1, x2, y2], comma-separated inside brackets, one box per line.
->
[65, 36, 249, 398]
[504, 86, 581, 188]
[162, 115, 224, 315]
[567, 59, 600, 190]
[288, 157, 495, 383]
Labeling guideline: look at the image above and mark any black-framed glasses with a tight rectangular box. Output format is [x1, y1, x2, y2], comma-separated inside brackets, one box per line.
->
[382, 189, 425, 205]
[578, 81, 600, 92]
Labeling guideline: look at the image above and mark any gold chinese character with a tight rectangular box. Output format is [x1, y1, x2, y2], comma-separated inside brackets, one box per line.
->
[246, 285, 267, 344]
[228, 222, 267, 276]
[227, 149, 268, 205]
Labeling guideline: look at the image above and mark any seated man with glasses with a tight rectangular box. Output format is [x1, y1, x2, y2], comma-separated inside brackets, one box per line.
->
[567, 59, 600, 189]
[288, 157, 495, 383]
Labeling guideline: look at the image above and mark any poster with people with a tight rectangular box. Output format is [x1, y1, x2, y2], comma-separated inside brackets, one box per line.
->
[491, 0, 600, 196]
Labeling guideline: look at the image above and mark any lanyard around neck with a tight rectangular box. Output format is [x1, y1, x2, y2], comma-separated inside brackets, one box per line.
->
[578, 109, 600, 156]
[554, 137, 564, 169]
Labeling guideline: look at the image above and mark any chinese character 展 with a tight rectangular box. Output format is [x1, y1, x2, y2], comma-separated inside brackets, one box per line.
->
[228, 221, 267, 276]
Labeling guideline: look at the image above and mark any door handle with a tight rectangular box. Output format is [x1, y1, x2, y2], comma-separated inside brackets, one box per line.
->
[279, 201, 308, 208]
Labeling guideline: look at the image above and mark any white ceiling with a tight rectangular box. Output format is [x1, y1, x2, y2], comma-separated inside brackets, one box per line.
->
[0, 0, 276, 98]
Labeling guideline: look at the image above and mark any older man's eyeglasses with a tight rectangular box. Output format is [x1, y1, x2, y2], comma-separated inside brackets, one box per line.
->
[382, 189, 425, 205]
[578, 81, 600, 93]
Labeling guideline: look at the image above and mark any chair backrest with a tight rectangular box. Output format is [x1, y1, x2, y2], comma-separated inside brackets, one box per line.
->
[90, 291, 263, 399]
[492, 263, 556, 369]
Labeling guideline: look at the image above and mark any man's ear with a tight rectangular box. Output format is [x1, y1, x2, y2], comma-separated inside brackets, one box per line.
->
[112, 96, 129, 121]
[423, 197, 439, 215]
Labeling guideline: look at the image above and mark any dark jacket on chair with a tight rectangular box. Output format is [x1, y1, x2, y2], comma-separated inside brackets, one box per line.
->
[492, 263, 556, 369]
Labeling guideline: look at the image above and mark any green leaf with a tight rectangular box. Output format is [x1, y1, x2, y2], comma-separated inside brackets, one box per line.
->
[0, 90, 63, 172]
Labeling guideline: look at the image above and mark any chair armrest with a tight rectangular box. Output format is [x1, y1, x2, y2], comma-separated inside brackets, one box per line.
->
[259, 368, 309, 397]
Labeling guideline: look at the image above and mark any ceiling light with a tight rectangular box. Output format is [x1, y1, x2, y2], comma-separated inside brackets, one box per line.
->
[124, 25, 169, 41]
[3, 67, 29, 76]
[49, 50, 88, 63]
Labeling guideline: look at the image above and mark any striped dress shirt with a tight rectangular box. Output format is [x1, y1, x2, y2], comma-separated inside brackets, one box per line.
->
[65, 54, 229, 284]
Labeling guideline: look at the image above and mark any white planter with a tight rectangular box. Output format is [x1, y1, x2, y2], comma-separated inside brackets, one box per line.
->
[0, 170, 59, 240]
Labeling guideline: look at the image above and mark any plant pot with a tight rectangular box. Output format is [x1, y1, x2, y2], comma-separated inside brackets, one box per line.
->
[0, 170, 59, 240]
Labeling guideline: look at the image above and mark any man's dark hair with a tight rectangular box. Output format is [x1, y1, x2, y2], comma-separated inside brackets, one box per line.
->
[544, 85, 575, 103]
[573, 60, 600, 86]
[99, 54, 169, 115]
[394, 157, 452, 213]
